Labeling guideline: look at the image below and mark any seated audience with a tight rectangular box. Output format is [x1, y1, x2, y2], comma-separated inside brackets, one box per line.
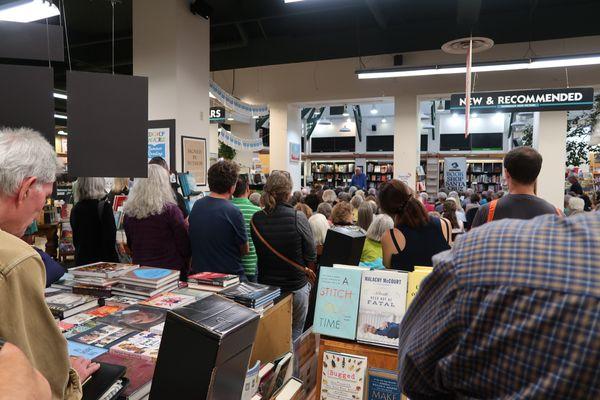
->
[348, 186, 358, 197]
[316, 202, 333, 222]
[295, 203, 313, 219]
[472, 147, 559, 228]
[149, 156, 189, 218]
[434, 191, 447, 212]
[368, 188, 377, 197]
[360, 214, 394, 268]
[419, 192, 435, 212]
[380, 180, 451, 271]
[0, 128, 98, 399]
[70, 177, 119, 266]
[249, 191, 262, 207]
[290, 190, 302, 206]
[338, 192, 352, 203]
[304, 191, 320, 211]
[357, 202, 373, 231]
[351, 194, 364, 222]
[398, 212, 600, 399]
[123, 164, 190, 273]
[567, 196, 585, 216]
[231, 176, 262, 283]
[461, 188, 474, 208]
[189, 161, 249, 276]
[442, 199, 464, 239]
[308, 213, 330, 248]
[331, 202, 354, 226]
[252, 172, 316, 340]
[355, 189, 365, 199]
[367, 199, 379, 215]
[322, 189, 338, 206]
[448, 191, 466, 222]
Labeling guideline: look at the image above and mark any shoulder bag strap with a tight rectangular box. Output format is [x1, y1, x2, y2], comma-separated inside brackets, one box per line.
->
[487, 199, 498, 223]
[439, 218, 452, 245]
[389, 228, 403, 253]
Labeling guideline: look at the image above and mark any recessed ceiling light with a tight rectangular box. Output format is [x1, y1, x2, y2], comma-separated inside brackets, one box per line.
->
[381, 118, 387, 123]
[57, 130, 67, 136]
[252, 115, 259, 119]
[346, 118, 352, 123]
[227, 117, 234, 121]
[342, 105, 349, 117]
[0, 0, 60, 23]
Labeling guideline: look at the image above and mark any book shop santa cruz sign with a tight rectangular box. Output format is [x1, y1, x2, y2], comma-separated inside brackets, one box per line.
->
[450, 88, 594, 113]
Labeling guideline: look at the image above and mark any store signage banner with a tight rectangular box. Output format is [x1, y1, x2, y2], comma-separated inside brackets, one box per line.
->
[444, 157, 467, 192]
[450, 88, 594, 113]
[209, 107, 225, 123]
[218, 129, 263, 151]
[181, 136, 206, 186]
[209, 80, 269, 117]
[289, 142, 301, 162]
[148, 128, 170, 166]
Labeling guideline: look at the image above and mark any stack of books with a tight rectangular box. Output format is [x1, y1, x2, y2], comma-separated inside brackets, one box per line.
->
[111, 267, 180, 300]
[220, 282, 281, 311]
[70, 262, 139, 297]
[186, 272, 240, 292]
[46, 292, 99, 319]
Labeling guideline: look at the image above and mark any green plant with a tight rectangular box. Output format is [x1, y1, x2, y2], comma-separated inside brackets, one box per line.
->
[521, 125, 533, 147]
[218, 141, 236, 160]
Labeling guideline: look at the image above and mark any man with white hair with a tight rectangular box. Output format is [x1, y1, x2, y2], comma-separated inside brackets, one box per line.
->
[435, 191, 447, 213]
[0, 128, 99, 399]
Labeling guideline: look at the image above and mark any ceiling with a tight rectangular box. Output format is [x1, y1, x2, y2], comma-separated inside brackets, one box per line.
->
[8, 0, 600, 90]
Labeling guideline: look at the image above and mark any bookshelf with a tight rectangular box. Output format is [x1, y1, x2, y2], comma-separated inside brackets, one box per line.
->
[590, 152, 600, 192]
[311, 161, 355, 187]
[366, 161, 393, 189]
[466, 161, 503, 193]
[425, 158, 440, 195]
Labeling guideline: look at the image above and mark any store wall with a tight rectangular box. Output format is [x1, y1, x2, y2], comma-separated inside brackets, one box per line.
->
[230, 123, 258, 173]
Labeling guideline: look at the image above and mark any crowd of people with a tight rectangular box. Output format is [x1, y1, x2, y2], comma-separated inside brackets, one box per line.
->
[1, 127, 599, 399]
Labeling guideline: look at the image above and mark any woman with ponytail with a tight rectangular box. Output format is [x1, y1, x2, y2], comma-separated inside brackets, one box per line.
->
[379, 180, 452, 271]
[251, 171, 317, 340]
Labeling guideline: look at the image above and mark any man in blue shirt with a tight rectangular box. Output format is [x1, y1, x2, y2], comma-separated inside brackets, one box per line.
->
[350, 167, 366, 190]
[189, 161, 249, 277]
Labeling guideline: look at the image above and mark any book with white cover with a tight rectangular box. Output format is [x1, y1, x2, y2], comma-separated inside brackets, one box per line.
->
[356, 269, 408, 348]
[320, 351, 367, 400]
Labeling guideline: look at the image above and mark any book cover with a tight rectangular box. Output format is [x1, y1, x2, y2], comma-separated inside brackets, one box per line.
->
[356, 270, 408, 348]
[271, 378, 303, 400]
[65, 321, 100, 339]
[71, 323, 136, 348]
[87, 305, 126, 318]
[320, 351, 367, 400]
[109, 331, 161, 362]
[97, 305, 167, 331]
[102, 295, 140, 307]
[93, 352, 156, 399]
[140, 292, 197, 310]
[406, 266, 433, 310]
[185, 282, 226, 293]
[67, 340, 108, 359]
[62, 313, 97, 326]
[149, 322, 164, 335]
[241, 360, 261, 400]
[313, 266, 363, 340]
[45, 292, 95, 310]
[367, 368, 401, 400]
[112, 195, 127, 212]
[172, 287, 214, 300]
[71, 262, 138, 279]
[220, 282, 281, 306]
[112, 281, 178, 297]
[188, 272, 240, 287]
[118, 267, 179, 288]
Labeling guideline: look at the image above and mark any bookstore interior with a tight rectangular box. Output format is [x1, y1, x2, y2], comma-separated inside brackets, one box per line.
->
[2, 1, 600, 400]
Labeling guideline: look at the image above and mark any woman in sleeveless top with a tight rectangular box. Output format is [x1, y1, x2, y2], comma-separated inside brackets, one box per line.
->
[379, 180, 452, 271]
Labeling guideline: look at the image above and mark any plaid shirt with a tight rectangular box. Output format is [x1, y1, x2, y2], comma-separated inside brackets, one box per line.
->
[398, 212, 600, 399]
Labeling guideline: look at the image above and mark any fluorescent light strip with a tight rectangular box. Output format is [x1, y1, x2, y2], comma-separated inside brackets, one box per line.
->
[54, 113, 67, 120]
[53, 92, 67, 100]
[357, 54, 600, 79]
[284, 0, 304, 3]
[0, 0, 60, 23]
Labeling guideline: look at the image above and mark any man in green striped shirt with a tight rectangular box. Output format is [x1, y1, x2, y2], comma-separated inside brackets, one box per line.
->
[231, 176, 262, 282]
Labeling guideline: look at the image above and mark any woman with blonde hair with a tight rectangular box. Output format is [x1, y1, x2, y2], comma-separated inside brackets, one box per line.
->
[123, 164, 190, 272]
[251, 171, 316, 340]
[360, 214, 395, 267]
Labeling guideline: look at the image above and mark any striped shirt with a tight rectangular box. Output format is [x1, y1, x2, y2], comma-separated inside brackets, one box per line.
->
[398, 212, 600, 400]
[231, 197, 261, 276]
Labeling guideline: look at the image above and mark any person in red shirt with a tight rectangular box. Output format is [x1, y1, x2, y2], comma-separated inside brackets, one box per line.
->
[419, 192, 435, 212]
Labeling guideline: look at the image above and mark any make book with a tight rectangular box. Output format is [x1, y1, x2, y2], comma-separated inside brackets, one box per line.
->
[356, 269, 408, 348]
[97, 304, 167, 332]
[313, 266, 363, 340]
[367, 368, 401, 400]
[320, 351, 367, 400]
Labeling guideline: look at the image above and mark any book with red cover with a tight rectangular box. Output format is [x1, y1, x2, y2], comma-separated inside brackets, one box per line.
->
[113, 195, 128, 212]
[94, 351, 156, 400]
[187, 272, 240, 287]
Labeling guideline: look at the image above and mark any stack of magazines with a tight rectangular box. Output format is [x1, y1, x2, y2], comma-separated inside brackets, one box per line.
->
[220, 282, 281, 311]
[111, 267, 180, 300]
[70, 262, 139, 297]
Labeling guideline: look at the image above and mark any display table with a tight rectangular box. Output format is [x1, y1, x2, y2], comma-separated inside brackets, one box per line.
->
[249, 293, 293, 366]
[37, 223, 59, 259]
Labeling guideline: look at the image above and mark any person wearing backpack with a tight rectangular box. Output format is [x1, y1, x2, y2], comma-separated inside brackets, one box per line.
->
[471, 147, 560, 228]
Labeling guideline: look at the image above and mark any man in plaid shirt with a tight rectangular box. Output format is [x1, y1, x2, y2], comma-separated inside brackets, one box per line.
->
[398, 212, 600, 399]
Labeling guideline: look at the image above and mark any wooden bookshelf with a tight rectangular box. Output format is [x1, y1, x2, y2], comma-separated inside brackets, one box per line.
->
[311, 161, 355, 187]
[366, 161, 393, 189]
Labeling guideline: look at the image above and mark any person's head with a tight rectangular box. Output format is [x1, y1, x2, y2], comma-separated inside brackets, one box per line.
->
[331, 202, 354, 225]
[568, 196, 585, 214]
[465, 188, 474, 197]
[348, 186, 357, 197]
[308, 213, 330, 246]
[366, 214, 394, 242]
[304, 193, 320, 211]
[316, 202, 333, 220]
[470, 193, 481, 204]
[368, 188, 377, 197]
[233, 176, 250, 199]
[357, 202, 374, 231]
[442, 199, 459, 229]
[123, 164, 175, 219]
[295, 203, 313, 219]
[481, 190, 490, 200]
[0, 128, 60, 237]
[448, 191, 463, 211]
[379, 180, 429, 229]
[112, 177, 129, 193]
[355, 190, 365, 199]
[322, 189, 337, 204]
[437, 192, 447, 203]
[355, 167, 362, 175]
[503, 147, 543, 188]
[568, 174, 579, 184]
[419, 192, 429, 204]
[249, 192, 262, 207]
[338, 192, 351, 203]
[76, 177, 106, 201]
[148, 156, 169, 172]
[208, 160, 239, 196]
[350, 194, 364, 210]
[290, 190, 302, 206]
[367, 199, 379, 215]
[261, 172, 292, 213]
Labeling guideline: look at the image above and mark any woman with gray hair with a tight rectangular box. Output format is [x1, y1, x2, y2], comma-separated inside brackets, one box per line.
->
[350, 194, 364, 221]
[70, 177, 119, 266]
[123, 164, 190, 273]
[249, 192, 262, 207]
[360, 214, 394, 266]
[322, 189, 338, 205]
[357, 202, 373, 231]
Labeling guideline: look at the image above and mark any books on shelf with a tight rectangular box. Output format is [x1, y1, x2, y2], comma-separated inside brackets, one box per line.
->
[45, 292, 99, 319]
[187, 271, 240, 287]
[356, 269, 408, 348]
[220, 281, 281, 309]
[93, 352, 156, 400]
[117, 266, 180, 289]
[320, 351, 367, 400]
[97, 304, 167, 332]
[140, 292, 197, 310]
[71, 262, 138, 279]
[367, 368, 401, 400]
[109, 331, 161, 362]
[313, 266, 363, 340]
[406, 266, 433, 310]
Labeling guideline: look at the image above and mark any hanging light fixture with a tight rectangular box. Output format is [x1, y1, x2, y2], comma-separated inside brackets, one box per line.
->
[370, 105, 378, 115]
[381, 118, 387, 123]
[342, 105, 349, 117]
[0, 0, 60, 23]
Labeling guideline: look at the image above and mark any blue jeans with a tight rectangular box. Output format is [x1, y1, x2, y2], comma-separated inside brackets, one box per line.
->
[246, 274, 257, 283]
[291, 282, 311, 341]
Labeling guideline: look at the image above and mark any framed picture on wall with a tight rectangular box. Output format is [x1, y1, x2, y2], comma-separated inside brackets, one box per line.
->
[148, 119, 176, 172]
[181, 136, 207, 186]
[290, 142, 301, 162]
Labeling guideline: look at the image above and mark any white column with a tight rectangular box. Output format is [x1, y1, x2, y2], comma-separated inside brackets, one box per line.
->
[269, 102, 302, 191]
[393, 95, 419, 189]
[533, 111, 567, 208]
[133, 0, 210, 188]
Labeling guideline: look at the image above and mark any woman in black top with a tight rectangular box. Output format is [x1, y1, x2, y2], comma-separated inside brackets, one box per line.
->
[379, 180, 451, 271]
[251, 171, 316, 340]
[70, 177, 119, 266]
